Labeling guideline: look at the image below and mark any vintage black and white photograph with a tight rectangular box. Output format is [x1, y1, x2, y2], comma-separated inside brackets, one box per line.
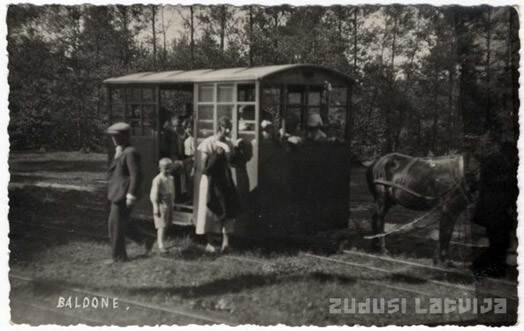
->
[5, 0, 521, 327]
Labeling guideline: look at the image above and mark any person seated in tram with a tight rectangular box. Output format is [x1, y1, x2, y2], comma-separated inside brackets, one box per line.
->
[260, 120, 276, 142]
[306, 113, 327, 141]
[278, 112, 303, 145]
[238, 105, 255, 132]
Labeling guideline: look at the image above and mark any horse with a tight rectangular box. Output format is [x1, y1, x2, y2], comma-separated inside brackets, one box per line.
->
[366, 152, 479, 265]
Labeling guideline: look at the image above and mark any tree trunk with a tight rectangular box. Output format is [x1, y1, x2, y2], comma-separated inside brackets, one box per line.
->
[390, 13, 398, 72]
[431, 64, 440, 152]
[161, 6, 167, 64]
[190, 5, 195, 69]
[119, 7, 130, 67]
[219, 6, 226, 52]
[353, 7, 358, 74]
[484, 8, 492, 132]
[447, 10, 456, 142]
[151, 5, 157, 70]
[249, 5, 254, 66]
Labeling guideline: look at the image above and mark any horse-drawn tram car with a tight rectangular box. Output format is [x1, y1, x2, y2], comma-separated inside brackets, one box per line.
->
[104, 64, 353, 237]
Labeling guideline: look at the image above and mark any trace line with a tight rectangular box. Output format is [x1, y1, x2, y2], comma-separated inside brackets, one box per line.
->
[342, 249, 518, 287]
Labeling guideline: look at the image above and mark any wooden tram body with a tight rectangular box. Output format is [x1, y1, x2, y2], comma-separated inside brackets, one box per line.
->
[104, 64, 353, 237]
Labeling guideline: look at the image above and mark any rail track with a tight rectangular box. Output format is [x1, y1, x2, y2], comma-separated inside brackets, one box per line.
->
[10, 216, 518, 300]
[9, 197, 518, 326]
[10, 297, 107, 325]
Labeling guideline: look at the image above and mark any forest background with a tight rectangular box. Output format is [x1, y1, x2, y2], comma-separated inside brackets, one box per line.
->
[6, 4, 520, 159]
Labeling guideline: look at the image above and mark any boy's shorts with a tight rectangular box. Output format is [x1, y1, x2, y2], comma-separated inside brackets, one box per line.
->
[153, 207, 172, 229]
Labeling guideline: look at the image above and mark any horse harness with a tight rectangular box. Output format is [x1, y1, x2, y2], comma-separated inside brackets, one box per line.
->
[373, 155, 474, 204]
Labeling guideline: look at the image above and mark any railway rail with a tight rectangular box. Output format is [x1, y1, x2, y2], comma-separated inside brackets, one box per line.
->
[10, 297, 106, 325]
[303, 253, 518, 301]
[9, 191, 518, 326]
[10, 217, 518, 302]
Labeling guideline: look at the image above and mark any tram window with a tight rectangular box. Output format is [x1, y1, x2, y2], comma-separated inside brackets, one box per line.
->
[198, 85, 214, 102]
[217, 84, 234, 102]
[197, 105, 213, 121]
[262, 88, 280, 105]
[288, 92, 302, 105]
[196, 121, 214, 140]
[111, 116, 124, 125]
[238, 105, 256, 132]
[129, 119, 141, 136]
[217, 105, 234, 120]
[142, 105, 155, 136]
[111, 88, 124, 104]
[126, 88, 141, 103]
[308, 91, 321, 106]
[285, 107, 303, 134]
[126, 104, 141, 119]
[142, 88, 155, 102]
[238, 105, 255, 121]
[238, 84, 256, 102]
[111, 105, 124, 118]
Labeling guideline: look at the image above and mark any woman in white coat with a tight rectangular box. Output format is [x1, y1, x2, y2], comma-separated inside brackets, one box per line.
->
[196, 116, 241, 253]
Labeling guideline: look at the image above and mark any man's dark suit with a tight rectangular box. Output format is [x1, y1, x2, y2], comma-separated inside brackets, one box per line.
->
[107, 144, 147, 261]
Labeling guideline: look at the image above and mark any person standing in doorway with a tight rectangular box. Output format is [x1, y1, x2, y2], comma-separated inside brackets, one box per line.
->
[170, 115, 189, 202]
[196, 116, 241, 254]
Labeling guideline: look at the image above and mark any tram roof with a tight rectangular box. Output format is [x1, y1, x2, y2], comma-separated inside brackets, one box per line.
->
[103, 64, 352, 85]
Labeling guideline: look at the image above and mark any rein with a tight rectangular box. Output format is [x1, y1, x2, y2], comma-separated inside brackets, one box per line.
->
[364, 179, 467, 240]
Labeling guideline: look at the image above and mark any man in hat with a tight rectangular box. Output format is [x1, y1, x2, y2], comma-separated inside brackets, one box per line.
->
[106, 122, 153, 263]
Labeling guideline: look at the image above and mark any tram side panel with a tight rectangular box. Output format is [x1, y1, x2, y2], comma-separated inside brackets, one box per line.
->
[243, 142, 350, 237]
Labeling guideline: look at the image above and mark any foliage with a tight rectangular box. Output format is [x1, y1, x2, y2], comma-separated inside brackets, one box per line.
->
[7, 4, 519, 157]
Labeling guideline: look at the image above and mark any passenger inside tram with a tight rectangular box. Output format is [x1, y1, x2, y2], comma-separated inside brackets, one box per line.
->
[306, 113, 327, 141]
[260, 120, 276, 142]
[279, 112, 302, 145]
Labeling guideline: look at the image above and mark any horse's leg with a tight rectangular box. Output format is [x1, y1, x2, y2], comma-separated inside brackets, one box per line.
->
[434, 208, 458, 266]
[372, 195, 392, 254]
[371, 198, 381, 250]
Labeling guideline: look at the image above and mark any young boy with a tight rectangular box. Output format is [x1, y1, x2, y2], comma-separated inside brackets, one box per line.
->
[150, 158, 176, 253]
